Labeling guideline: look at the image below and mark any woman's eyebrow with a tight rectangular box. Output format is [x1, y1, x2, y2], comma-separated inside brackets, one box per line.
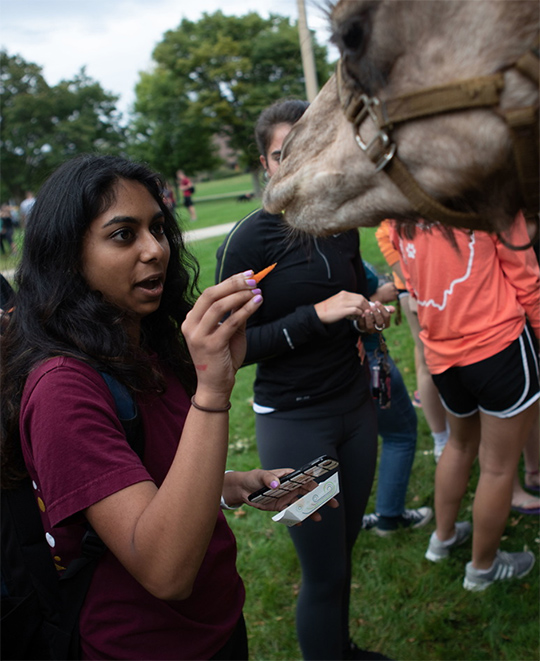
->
[102, 211, 164, 228]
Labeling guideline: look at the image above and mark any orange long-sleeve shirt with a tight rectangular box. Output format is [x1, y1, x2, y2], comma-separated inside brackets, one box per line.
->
[390, 214, 540, 374]
[375, 220, 406, 290]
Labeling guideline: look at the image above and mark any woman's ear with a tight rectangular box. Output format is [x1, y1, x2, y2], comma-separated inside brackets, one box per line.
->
[259, 154, 268, 172]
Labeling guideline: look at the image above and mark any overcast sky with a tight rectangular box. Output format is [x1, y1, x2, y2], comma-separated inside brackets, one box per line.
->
[2, 0, 336, 119]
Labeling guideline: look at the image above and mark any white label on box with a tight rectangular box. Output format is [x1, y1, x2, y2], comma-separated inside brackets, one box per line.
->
[272, 472, 339, 527]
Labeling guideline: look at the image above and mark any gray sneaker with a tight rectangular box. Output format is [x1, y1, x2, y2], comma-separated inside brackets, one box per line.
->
[425, 521, 472, 562]
[463, 550, 535, 591]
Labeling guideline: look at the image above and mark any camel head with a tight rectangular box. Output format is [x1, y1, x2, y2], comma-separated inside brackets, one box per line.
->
[264, 0, 539, 237]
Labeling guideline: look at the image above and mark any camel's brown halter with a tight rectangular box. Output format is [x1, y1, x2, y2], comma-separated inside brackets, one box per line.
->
[337, 38, 539, 248]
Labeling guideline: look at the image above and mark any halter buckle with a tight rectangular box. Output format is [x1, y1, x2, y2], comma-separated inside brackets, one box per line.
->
[354, 95, 396, 172]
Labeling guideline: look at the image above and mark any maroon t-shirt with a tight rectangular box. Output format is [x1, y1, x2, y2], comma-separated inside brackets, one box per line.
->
[20, 356, 245, 660]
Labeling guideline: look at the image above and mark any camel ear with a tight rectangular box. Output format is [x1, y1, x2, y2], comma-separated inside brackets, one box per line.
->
[260, 154, 268, 172]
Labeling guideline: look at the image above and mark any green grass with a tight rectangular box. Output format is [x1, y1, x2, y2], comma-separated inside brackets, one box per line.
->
[176, 195, 260, 232]
[190, 230, 540, 661]
[193, 173, 256, 198]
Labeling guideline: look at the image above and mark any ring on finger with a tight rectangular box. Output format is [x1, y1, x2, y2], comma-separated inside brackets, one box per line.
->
[374, 323, 385, 331]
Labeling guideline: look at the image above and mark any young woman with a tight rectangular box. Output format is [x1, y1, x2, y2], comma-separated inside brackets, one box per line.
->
[216, 100, 393, 661]
[390, 216, 540, 590]
[0, 154, 317, 660]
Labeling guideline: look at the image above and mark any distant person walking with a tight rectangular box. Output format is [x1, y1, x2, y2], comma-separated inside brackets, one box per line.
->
[176, 170, 197, 222]
[19, 191, 36, 228]
[1, 204, 16, 255]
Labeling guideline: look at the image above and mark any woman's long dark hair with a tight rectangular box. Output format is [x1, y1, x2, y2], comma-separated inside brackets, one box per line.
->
[1, 154, 199, 487]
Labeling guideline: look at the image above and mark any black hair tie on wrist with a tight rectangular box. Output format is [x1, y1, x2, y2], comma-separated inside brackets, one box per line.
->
[191, 396, 231, 413]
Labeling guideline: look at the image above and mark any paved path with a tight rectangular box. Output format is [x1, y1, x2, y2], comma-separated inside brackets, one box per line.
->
[184, 222, 235, 243]
[0, 223, 236, 281]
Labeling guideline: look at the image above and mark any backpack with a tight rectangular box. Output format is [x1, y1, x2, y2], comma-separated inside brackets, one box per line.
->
[1, 372, 144, 660]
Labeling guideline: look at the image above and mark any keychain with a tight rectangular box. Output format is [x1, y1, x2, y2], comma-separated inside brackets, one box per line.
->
[371, 333, 392, 408]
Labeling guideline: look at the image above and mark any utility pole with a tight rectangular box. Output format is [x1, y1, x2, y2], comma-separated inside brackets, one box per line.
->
[296, 0, 319, 101]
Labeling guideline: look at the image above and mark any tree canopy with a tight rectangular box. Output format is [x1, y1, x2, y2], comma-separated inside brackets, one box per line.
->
[130, 11, 332, 178]
[0, 50, 126, 202]
[128, 66, 219, 183]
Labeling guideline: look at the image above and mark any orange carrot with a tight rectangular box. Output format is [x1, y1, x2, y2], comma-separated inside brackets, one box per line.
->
[253, 262, 277, 283]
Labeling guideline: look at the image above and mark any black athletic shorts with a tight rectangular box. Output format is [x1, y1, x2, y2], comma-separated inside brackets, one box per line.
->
[432, 324, 539, 419]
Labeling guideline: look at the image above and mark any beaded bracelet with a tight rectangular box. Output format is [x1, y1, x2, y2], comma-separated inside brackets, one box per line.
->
[190, 396, 231, 413]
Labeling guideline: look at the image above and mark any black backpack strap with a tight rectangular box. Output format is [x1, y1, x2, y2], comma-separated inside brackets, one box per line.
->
[99, 372, 145, 460]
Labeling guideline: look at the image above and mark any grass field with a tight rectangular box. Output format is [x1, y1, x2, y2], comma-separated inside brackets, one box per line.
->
[190, 230, 540, 661]
[175, 173, 260, 231]
[2, 174, 538, 661]
[193, 173, 256, 198]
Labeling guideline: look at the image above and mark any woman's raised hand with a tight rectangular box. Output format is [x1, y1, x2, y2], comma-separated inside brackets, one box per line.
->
[314, 291, 394, 332]
[181, 272, 262, 407]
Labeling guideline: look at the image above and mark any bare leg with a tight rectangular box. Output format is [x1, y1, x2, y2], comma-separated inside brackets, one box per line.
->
[415, 346, 448, 435]
[472, 404, 538, 568]
[523, 407, 540, 489]
[434, 412, 480, 541]
[402, 297, 447, 435]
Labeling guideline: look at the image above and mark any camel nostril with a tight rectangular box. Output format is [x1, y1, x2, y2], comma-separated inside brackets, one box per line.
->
[280, 131, 295, 164]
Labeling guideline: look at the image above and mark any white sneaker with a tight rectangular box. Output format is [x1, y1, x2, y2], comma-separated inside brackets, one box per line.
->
[362, 512, 380, 531]
[425, 521, 472, 562]
[463, 550, 535, 591]
[375, 507, 433, 537]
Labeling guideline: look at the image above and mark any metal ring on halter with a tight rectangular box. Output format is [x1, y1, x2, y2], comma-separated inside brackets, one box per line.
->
[374, 323, 385, 331]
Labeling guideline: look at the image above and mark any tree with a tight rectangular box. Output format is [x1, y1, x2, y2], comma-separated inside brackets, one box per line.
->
[127, 67, 220, 182]
[0, 50, 126, 202]
[131, 11, 331, 182]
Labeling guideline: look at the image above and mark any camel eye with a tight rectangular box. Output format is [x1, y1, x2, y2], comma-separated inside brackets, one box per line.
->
[341, 19, 365, 53]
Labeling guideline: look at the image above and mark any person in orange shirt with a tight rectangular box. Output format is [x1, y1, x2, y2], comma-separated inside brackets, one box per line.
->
[376, 221, 449, 462]
[390, 213, 539, 591]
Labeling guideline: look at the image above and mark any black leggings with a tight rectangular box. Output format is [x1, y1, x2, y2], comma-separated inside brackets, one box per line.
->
[256, 396, 378, 660]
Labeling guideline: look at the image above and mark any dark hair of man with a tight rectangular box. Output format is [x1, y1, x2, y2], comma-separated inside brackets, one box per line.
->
[254, 99, 310, 159]
[1, 154, 199, 487]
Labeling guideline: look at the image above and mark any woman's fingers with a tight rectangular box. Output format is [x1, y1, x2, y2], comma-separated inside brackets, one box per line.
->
[362, 301, 394, 332]
[185, 272, 259, 325]
[182, 273, 262, 340]
[181, 273, 264, 396]
[315, 291, 373, 324]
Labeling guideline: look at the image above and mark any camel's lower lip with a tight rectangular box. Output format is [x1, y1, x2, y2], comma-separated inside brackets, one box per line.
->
[263, 180, 292, 215]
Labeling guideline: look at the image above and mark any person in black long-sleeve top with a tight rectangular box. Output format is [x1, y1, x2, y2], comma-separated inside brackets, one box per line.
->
[216, 99, 393, 661]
